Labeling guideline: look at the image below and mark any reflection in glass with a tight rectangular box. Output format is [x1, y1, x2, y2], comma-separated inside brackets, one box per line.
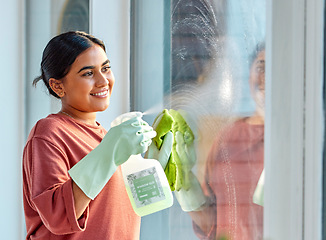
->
[190, 44, 265, 240]
[163, 0, 266, 239]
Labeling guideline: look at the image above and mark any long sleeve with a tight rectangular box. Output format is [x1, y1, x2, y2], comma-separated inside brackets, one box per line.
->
[23, 137, 88, 235]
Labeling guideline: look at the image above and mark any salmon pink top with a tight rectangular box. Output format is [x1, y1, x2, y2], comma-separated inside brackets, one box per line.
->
[22, 114, 140, 240]
[194, 118, 264, 240]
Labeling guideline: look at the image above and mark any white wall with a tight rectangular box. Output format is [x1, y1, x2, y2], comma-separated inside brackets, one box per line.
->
[0, 1, 25, 239]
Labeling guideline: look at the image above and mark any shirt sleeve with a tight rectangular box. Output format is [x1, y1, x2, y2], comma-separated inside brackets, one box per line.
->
[25, 137, 89, 235]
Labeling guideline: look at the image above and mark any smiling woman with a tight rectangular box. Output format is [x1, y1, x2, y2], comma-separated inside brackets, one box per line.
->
[49, 45, 114, 126]
[22, 31, 156, 240]
[33, 32, 114, 126]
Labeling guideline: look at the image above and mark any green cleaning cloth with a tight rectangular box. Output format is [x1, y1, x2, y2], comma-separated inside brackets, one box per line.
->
[152, 109, 195, 191]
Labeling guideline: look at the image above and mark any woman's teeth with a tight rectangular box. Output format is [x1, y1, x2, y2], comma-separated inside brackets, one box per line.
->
[91, 91, 107, 96]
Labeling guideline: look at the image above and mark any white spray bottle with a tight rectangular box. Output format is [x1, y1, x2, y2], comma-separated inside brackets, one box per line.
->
[111, 112, 173, 217]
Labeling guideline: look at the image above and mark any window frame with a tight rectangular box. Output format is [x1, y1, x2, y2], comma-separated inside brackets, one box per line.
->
[265, 0, 324, 239]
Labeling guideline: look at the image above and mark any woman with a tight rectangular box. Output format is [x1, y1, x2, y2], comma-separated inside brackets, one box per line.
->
[22, 31, 156, 239]
[189, 43, 265, 240]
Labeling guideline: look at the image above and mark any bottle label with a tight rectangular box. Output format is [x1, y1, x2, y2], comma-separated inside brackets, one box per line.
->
[127, 167, 166, 207]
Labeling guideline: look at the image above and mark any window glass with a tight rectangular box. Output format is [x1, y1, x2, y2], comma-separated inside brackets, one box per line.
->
[25, 0, 90, 135]
[133, 0, 266, 239]
[58, 0, 90, 33]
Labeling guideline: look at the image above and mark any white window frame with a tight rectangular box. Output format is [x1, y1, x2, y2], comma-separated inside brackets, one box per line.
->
[304, 0, 324, 238]
[265, 0, 324, 239]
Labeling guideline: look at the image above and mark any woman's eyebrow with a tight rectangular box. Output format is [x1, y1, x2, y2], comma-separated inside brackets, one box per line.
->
[78, 59, 110, 73]
[78, 65, 94, 73]
[102, 59, 110, 66]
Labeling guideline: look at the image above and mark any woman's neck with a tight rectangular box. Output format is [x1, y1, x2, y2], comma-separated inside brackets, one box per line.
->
[245, 113, 264, 125]
[60, 109, 98, 126]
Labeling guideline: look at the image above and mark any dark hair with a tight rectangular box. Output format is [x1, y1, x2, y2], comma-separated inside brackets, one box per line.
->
[33, 31, 106, 98]
[249, 42, 265, 67]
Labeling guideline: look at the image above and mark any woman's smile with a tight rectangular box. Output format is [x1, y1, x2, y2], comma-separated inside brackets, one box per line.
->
[90, 89, 109, 97]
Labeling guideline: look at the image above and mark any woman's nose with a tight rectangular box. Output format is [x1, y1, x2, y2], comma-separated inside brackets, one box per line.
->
[96, 72, 110, 87]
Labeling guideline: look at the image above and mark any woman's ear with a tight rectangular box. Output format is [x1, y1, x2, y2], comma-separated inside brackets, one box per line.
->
[49, 78, 65, 98]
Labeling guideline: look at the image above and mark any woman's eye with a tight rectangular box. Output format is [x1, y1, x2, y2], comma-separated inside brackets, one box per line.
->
[82, 71, 93, 77]
[102, 66, 111, 73]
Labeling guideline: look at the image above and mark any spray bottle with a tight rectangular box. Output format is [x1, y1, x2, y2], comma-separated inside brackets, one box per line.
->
[111, 112, 173, 217]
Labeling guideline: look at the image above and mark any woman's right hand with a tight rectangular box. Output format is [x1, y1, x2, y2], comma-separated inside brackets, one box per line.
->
[68, 115, 156, 200]
[102, 116, 157, 165]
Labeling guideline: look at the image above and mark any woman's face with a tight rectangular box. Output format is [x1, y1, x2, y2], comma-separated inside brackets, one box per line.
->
[249, 50, 265, 115]
[60, 45, 115, 114]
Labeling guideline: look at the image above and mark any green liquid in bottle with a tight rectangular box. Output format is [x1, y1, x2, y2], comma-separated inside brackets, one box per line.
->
[125, 186, 173, 217]
[122, 154, 174, 217]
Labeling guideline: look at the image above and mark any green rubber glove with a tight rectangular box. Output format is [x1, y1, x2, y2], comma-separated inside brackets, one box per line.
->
[174, 130, 206, 212]
[146, 131, 174, 169]
[68, 114, 156, 200]
[175, 131, 196, 190]
[253, 169, 265, 206]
